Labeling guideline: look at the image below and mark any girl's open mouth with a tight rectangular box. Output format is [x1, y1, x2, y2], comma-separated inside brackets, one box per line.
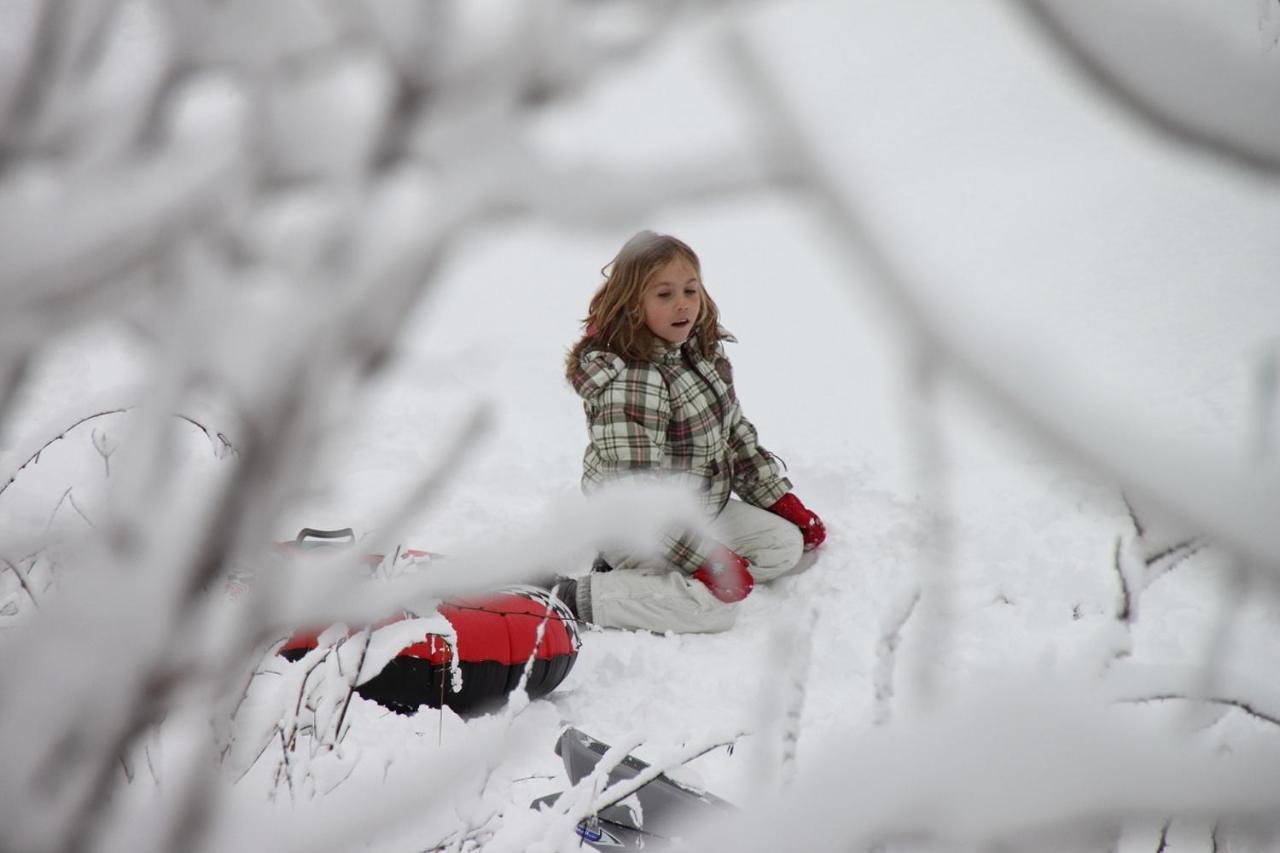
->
[673, 320, 690, 327]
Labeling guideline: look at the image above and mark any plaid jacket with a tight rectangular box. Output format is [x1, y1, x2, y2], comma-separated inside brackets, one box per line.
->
[569, 339, 792, 573]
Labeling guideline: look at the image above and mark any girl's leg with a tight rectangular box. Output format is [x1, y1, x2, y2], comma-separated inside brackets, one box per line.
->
[586, 562, 736, 634]
[583, 500, 802, 633]
[712, 499, 804, 582]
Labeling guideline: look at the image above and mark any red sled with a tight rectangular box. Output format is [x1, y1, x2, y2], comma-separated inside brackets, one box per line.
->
[275, 528, 581, 716]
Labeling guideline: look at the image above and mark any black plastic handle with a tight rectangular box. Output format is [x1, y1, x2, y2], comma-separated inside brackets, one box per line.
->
[295, 527, 355, 544]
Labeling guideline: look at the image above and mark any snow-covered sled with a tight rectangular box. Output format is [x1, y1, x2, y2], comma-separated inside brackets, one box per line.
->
[275, 528, 581, 715]
[532, 727, 735, 850]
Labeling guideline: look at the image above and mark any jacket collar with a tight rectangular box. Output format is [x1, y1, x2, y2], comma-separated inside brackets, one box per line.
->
[653, 340, 690, 365]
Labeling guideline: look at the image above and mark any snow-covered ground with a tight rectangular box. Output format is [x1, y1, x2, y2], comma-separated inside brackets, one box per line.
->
[2, 1, 1279, 850]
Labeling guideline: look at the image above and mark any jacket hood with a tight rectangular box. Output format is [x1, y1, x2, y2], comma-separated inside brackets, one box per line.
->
[569, 349, 627, 400]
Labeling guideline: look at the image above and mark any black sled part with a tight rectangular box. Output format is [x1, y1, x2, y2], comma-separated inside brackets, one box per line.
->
[292, 527, 356, 549]
[529, 793, 651, 850]
[355, 655, 578, 716]
[531, 727, 734, 850]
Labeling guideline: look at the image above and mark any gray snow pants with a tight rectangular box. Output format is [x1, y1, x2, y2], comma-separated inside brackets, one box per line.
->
[586, 499, 804, 634]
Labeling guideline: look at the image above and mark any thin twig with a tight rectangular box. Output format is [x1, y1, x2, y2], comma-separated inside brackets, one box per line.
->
[1122, 493, 1147, 539]
[509, 773, 558, 784]
[45, 488, 72, 535]
[423, 813, 501, 853]
[1113, 536, 1133, 624]
[1145, 538, 1203, 567]
[1121, 694, 1280, 730]
[275, 647, 336, 766]
[225, 660, 282, 743]
[506, 606, 553, 712]
[0, 408, 129, 498]
[0, 408, 232, 500]
[66, 490, 96, 530]
[175, 414, 236, 458]
[873, 590, 920, 726]
[334, 630, 373, 744]
[91, 427, 116, 478]
[1146, 541, 1207, 587]
[589, 734, 746, 816]
[275, 727, 295, 803]
[1, 555, 41, 610]
[232, 728, 281, 786]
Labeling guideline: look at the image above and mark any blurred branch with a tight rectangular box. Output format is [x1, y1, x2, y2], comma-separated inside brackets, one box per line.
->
[0, 0, 126, 166]
[1009, 0, 1280, 176]
[3, 1, 1274, 850]
[718, 23, 1280, 575]
[0, 125, 248, 313]
[0, 354, 32, 440]
[1254, 342, 1279, 462]
[357, 403, 493, 567]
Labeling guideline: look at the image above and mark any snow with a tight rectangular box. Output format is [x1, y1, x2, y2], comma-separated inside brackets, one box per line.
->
[2, 0, 1279, 850]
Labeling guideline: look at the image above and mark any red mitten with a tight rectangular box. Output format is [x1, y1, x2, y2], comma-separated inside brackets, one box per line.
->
[768, 493, 826, 551]
[692, 546, 754, 603]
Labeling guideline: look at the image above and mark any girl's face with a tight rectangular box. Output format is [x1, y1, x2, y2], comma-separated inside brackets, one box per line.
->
[642, 255, 702, 345]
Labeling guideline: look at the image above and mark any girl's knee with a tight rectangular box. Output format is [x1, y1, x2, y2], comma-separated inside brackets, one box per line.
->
[781, 523, 804, 564]
[750, 524, 803, 581]
[695, 600, 738, 633]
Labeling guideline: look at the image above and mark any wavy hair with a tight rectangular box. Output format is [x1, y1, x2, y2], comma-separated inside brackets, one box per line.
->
[564, 231, 726, 380]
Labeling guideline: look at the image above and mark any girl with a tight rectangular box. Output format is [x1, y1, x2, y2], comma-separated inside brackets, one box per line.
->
[559, 231, 825, 633]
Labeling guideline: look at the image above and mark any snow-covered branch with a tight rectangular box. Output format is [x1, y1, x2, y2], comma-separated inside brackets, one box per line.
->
[1009, 0, 1280, 176]
[718, 22, 1280, 577]
[1, 0, 1276, 850]
[692, 670, 1280, 852]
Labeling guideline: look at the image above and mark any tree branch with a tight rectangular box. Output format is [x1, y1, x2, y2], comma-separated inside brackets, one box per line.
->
[1009, 0, 1280, 176]
[718, 22, 1280, 575]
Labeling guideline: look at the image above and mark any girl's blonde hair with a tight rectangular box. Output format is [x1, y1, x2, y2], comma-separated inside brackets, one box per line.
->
[564, 231, 725, 379]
